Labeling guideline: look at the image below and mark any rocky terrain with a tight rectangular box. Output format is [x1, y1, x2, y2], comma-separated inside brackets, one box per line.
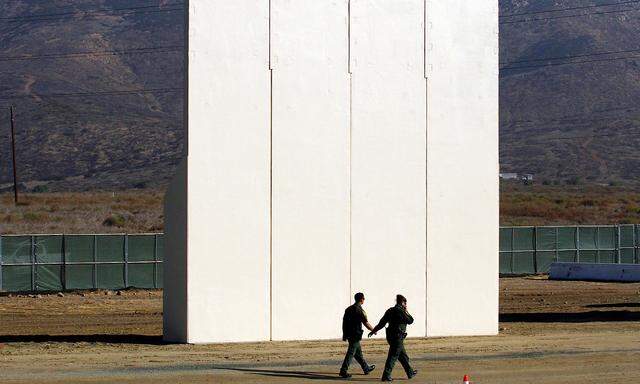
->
[2, 1, 640, 190]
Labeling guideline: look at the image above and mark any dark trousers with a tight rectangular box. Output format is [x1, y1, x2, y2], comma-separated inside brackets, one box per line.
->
[382, 338, 413, 379]
[340, 339, 369, 374]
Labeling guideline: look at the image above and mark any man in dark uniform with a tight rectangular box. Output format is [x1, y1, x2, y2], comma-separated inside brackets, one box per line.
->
[368, 294, 418, 382]
[340, 292, 376, 379]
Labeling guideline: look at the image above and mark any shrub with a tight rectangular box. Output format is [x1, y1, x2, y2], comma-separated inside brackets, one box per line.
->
[32, 185, 49, 193]
[103, 214, 126, 227]
[23, 212, 45, 221]
[566, 176, 581, 185]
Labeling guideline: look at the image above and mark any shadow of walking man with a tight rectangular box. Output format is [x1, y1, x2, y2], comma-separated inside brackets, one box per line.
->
[216, 367, 373, 381]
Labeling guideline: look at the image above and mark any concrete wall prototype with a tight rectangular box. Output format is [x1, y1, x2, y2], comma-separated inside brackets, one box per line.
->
[350, 0, 427, 338]
[270, 0, 351, 340]
[165, 0, 272, 343]
[425, 0, 500, 336]
[164, 0, 498, 343]
[163, 159, 187, 342]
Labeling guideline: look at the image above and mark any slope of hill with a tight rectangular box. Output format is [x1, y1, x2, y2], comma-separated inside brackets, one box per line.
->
[0, 0, 184, 191]
[500, 0, 640, 184]
[1, 0, 640, 191]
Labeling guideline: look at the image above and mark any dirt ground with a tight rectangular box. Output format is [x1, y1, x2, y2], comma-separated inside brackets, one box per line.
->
[1, 277, 640, 383]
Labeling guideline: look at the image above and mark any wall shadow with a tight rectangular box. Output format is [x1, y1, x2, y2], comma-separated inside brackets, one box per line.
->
[500, 310, 640, 323]
[585, 303, 640, 308]
[0, 334, 164, 345]
[216, 367, 371, 381]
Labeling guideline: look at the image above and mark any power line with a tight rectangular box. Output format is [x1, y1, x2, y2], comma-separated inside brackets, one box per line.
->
[0, 87, 183, 101]
[0, 46, 184, 62]
[506, 106, 640, 124]
[500, 0, 640, 18]
[500, 6, 639, 25]
[5, 8, 184, 25]
[500, 47, 640, 66]
[499, 130, 640, 151]
[501, 53, 640, 71]
[0, 3, 184, 23]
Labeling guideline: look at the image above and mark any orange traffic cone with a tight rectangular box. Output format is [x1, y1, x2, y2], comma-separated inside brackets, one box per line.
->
[463, 374, 470, 384]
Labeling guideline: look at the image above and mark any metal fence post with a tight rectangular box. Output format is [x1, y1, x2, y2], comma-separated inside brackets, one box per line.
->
[153, 234, 159, 289]
[576, 226, 580, 263]
[124, 234, 129, 288]
[555, 227, 559, 262]
[61, 234, 67, 291]
[93, 235, 98, 289]
[0, 235, 3, 291]
[633, 224, 638, 264]
[595, 226, 600, 263]
[617, 225, 621, 264]
[31, 235, 36, 291]
[510, 228, 515, 274]
[533, 227, 538, 273]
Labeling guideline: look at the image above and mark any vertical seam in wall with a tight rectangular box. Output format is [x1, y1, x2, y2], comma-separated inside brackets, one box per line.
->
[184, 0, 190, 344]
[268, 0, 274, 342]
[348, 0, 353, 303]
[423, 0, 427, 80]
[185, 156, 189, 342]
[423, 0, 428, 336]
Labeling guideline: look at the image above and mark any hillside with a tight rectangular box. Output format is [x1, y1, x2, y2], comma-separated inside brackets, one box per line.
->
[1, 0, 640, 191]
[0, 0, 184, 191]
[500, 0, 640, 184]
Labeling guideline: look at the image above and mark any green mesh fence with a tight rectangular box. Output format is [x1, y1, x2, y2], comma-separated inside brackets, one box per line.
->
[499, 225, 640, 275]
[0, 234, 163, 292]
[1, 227, 639, 291]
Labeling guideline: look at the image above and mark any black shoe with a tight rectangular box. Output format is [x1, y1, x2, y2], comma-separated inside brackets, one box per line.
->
[364, 365, 376, 375]
[407, 369, 418, 379]
[339, 372, 352, 379]
[381, 377, 393, 382]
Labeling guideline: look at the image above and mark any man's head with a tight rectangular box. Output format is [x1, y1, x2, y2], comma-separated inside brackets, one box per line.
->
[354, 292, 365, 304]
[396, 294, 407, 307]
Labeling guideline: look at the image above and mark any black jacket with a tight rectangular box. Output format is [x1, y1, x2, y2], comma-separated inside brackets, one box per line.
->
[372, 304, 414, 341]
[342, 303, 368, 341]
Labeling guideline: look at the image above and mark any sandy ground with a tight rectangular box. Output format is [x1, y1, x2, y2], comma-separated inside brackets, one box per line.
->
[1, 277, 640, 383]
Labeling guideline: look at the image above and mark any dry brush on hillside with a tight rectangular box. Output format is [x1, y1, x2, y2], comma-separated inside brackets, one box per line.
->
[0, 191, 163, 234]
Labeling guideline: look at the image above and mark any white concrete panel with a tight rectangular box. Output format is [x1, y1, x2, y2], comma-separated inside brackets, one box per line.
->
[350, 0, 427, 338]
[163, 159, 188, 343]
[185, 0, 271, 343]
[425, 0, 499, 336]
[550, 262, 640, 282]
[271, 0, 351, 341]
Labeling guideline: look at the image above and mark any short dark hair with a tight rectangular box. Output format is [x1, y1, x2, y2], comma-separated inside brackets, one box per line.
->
[354, 292, 365, 302]
[396, 294, 407, 304]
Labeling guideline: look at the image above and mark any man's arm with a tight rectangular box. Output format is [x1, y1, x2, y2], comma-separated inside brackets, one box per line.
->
[400, 305, 414, 325]
[368, 310, 389, 337]
[359, 308, 375, 332]
[363, 321, 374, 332]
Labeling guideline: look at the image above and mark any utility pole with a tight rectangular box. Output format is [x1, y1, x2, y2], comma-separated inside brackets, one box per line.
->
[10, 106, 18, 204]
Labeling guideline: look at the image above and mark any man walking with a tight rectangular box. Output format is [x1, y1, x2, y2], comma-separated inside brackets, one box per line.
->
[340, 292, 376, 379]
[369, 294, 417, 382]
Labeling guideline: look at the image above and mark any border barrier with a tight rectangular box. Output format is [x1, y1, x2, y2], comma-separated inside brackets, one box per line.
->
[500, 225, 640, 275]
[2, 226, 640, 292]
[0, 234, 163, 292]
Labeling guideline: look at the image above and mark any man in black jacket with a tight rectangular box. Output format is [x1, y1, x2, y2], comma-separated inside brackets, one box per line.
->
[369, 294, 418, 382]
[340, 292, 376, 379]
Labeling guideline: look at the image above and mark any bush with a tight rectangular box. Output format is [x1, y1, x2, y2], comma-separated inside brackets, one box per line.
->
[566, 176, 581, 185]
[32, 185, 49, 193]
[102, 214, 126, 227]
[133, 182, 147, 189]
[23, 212, 45, 221]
